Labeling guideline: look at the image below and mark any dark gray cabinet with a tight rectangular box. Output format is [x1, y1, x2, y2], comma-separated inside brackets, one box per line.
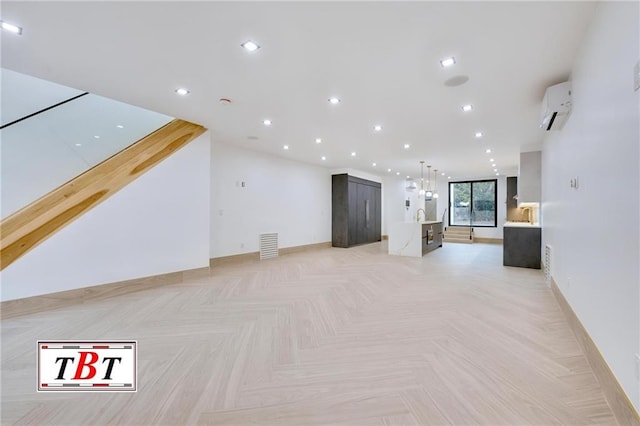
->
[503, 226, 541, 269]
[422, 222, 443, 255]
[332, 174, 381, 248]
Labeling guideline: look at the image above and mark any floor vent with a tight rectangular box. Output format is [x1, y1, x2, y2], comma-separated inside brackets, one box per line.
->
[259, 233, 279, 260]
[544, 244, 552, 286]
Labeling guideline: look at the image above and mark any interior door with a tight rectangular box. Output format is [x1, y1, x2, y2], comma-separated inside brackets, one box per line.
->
[374, 186, 381, 241]
[348, 181, 358, 246]
[355, 183, 369, 244]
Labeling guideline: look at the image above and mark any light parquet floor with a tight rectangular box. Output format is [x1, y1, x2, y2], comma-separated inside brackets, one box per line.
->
[1, 242, 617, 425]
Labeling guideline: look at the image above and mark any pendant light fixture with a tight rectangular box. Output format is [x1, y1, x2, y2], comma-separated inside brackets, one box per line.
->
[419, 161, 426, 196]
[433, 169, 439, 199]
[425, 165, 433, 200]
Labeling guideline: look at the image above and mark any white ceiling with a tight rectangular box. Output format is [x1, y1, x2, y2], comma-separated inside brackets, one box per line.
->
[1, 1, 596, 180]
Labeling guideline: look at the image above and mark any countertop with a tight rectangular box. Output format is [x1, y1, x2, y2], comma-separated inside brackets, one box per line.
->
[504, 221, 541, 228]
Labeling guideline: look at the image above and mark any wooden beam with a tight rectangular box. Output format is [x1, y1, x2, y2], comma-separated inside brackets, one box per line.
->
[0, 119, 206, 270]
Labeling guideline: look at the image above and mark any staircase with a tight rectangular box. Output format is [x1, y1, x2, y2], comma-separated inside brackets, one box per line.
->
[444, 226, 474, 244]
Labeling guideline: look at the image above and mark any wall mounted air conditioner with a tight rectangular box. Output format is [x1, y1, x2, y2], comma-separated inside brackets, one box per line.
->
[540, 81, 572, 131]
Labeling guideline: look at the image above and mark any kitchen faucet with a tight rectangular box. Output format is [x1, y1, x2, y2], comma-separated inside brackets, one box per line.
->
[521, 207, 531, 224]
[416, 208, 426, 222]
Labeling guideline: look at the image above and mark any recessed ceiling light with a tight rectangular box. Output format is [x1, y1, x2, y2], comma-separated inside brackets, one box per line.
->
[441, 172, 445, 176]
[462, 104, 473, 112]
[116, 124, 124, 129]
[492, 163, 496, 167]
[496, 172, 500, 176]
[494, 168, 498, 172]
[263, 119, 272, 126]
[440, 57, 456, 67]
[351, 152, 356, 157]
[475, 132, 483, 138]
[75, 143, 82, 147]
[406, 175, 410, 179]
[485, 148, 492, 153]
[283, 145, 289, 150]
[94, 135, 100, 139]
[1, 21, 22, 35]
[241, 40, 260, 52]
[374, 125, 383, 132]
[396, 172, 400, 176]
[387, 168, 392, 172]
[404, 143, 410, 149]
[175, 88, 190, 96]
[315, 138, 322, 144]
[489, 158, 494, 162]
[328, 97, 340, 105]
[372, 163, 377, 167]
[321, 156, 326, 161]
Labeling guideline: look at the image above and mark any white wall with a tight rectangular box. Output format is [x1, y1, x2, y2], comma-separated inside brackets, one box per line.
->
[1, 133, 211, 301]
[210, 142, 331, 257]
[541, 2, 639, 410]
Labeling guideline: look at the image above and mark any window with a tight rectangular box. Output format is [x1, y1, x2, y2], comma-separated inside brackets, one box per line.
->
[449, 179, 497, 227]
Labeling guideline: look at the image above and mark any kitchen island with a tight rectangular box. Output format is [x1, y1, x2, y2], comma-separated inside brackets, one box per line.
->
[388, 221, 443, 257]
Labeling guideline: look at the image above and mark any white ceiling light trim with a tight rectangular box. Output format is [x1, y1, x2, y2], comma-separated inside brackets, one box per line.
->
[1, 20, 22, 34]
[462, 104, 473, 112]
[440, 57, 456, 67]
[241, 40, 260, 52]
[328, 97, 341, 104]
[263, 119, 272, 126]
[175, 88, 190, 96]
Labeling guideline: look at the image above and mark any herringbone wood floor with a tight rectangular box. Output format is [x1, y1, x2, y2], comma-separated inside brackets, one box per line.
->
[1, 242, 617, 425]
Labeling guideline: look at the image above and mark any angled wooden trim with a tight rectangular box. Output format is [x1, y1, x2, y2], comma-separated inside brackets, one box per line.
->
[0, 266, 210, 320]
[279, 241, 331, 255]
[209, 241, 333, 267]
[551, 278, 640, 425]
[0, 119, 206, 270]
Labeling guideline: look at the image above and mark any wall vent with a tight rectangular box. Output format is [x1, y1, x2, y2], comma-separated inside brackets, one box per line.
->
[544, 244, 552, 286]
[259, 233, 278, 260]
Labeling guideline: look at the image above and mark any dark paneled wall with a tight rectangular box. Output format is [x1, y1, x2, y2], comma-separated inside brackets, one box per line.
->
[332, 174, 381, 248]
